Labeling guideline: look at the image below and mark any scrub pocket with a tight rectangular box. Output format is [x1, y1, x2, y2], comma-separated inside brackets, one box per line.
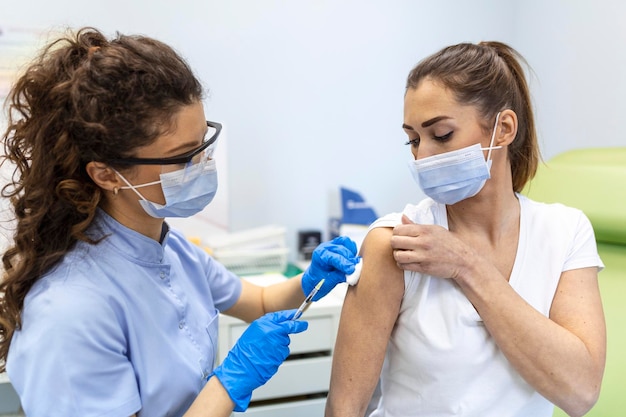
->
[201, 308, 220, 381]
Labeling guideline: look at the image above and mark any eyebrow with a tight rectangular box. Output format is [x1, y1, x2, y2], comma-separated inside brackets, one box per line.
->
[422, 115, 452, 128]
[402, 115, 453, 131]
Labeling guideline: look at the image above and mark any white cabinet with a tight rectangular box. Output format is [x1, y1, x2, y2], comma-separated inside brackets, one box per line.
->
[218, 275, 346, 417]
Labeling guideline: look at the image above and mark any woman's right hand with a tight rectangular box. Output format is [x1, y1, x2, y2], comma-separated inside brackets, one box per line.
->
[391, 214, 477, 281]
[210, 310, 308, 412]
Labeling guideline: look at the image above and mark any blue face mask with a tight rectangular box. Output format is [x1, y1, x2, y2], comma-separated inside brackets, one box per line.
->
[408, 112, 502, 205]
[115, 159, 218, 218]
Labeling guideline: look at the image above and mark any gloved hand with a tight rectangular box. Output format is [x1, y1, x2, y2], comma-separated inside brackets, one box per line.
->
[210, 310, 308, 412]
[302, 236, 359, 301]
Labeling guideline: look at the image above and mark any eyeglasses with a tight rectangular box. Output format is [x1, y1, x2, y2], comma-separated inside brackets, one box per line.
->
[108, 121, 222, 166]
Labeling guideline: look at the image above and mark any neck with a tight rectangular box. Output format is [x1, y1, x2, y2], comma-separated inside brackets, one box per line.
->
[446, 180, 520, 243]
[100, 201, 165, 242]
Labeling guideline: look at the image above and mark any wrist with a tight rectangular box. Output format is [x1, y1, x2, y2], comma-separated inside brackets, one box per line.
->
[454, 253, 494, 292]
[208, 375, 237, 412]
[184, 375, 235, 416]
[211, 365, 253, 412]
[301, 268, 317, 295]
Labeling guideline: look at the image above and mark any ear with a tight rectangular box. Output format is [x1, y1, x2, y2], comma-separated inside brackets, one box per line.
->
[85, 161, 124, 193]
[495, 109, 518, 147]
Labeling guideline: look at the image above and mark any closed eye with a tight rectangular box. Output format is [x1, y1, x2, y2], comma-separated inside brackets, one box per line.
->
[433, 131, 453, 141]
[405, 138, 420, 147]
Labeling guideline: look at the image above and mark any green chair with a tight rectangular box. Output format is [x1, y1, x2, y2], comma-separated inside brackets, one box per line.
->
[523, 147, 626, 417]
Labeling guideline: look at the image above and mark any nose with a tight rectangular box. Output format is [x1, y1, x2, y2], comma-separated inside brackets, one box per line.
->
[414, 143, 436, 160]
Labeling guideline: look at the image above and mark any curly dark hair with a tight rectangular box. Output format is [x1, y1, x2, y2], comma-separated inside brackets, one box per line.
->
[0, 27, 204, 369]
[406, 41, 540, 192]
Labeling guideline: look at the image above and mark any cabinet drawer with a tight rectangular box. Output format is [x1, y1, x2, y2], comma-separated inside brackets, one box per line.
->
[226, 313, 335, 355]
[251, 356, 331, 401]
[234, 397, 326, 417]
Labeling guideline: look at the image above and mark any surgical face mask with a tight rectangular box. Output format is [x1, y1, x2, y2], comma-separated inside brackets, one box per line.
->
[115, 159, 218, 218]
[408, 112, 502, 205]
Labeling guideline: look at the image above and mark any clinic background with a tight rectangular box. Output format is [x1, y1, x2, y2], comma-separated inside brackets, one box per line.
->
[1, 0, 625, 261]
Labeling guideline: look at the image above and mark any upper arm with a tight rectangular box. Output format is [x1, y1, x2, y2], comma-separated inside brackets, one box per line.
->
[326, 227, 405, 416]
[550, 267, 606, 375]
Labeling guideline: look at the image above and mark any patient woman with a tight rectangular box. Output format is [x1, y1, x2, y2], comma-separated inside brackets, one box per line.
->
[325, 41, 606, 417]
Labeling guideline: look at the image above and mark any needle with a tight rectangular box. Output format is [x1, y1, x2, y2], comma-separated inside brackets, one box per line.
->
[292, 278, 325, 320]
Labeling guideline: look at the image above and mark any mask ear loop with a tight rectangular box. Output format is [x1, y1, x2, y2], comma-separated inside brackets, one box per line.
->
[486, 111, 502, 162]
[113, 169, 161, 202]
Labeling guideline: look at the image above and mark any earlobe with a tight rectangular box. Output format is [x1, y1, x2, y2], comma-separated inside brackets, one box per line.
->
[497, 109, 518, 146]
[85, 161, 122, 192]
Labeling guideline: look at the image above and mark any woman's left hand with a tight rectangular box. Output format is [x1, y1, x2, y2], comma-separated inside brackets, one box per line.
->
[391, 214, 475, 280]
[211, 310, 308, 412]
[301, 236, 359, 300]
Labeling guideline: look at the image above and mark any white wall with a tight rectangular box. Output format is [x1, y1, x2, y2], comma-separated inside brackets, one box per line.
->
[1, 0, 624, 260]
[512, 0, 626, 161]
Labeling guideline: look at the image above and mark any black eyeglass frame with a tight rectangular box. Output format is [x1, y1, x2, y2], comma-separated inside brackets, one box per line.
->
[107, 121, 222, 166]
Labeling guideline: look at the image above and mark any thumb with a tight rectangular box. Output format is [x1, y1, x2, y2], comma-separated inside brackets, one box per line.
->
[269, 309, 310, 334]
[285, 319, 309, 334]
[401, 214, 415, 225]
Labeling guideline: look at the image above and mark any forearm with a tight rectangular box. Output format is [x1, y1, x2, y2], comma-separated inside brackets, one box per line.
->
[223, 237, 356, 322]
[183, 376, 234, 417]
[262, 274, 305, 312]
[456, 266, 605, 416]
[223, 279, 304, 323]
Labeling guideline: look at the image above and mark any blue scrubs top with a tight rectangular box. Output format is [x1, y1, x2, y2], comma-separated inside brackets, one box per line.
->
[6, 209, 242, 417]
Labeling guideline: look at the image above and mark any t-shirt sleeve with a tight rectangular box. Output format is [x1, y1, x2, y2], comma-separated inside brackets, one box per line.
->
[563, 210, 605, 272]
[7, 283, 141, 417]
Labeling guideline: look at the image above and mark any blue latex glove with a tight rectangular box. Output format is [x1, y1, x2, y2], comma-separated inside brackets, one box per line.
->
[210, 310, 308, 412]
[302, 236, 359, 301]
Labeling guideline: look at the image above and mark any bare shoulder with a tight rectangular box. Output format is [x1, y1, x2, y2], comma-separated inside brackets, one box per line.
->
[361, 226, 394, 258]
[359, 227, 404, 292]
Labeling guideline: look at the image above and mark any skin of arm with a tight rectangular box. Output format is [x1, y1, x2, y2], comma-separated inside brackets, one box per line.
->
[391, 218, 606, 417]
[222, 235, 358, 323]
[222, 275, 305, 323]
[181, 376, 235, 417]
[325, 227, 404, 417]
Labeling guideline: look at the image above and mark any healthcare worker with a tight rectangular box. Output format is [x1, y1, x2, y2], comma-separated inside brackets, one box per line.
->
[0, 27, 358, 417]
[326, 41, 606, 417]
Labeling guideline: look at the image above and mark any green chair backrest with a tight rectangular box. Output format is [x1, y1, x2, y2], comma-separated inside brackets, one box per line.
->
[523, 147, 626, 245]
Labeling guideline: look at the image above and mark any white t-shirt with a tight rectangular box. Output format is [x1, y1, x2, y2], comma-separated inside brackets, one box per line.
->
[367, 194, 603, 417]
